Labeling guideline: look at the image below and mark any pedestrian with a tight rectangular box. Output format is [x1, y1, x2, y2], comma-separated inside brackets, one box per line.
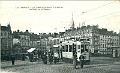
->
[79, 54, 85, 68]
[73, 52, 77, 69]
[43, 52, 47, 64]
[22, 54, 25, 61]
[54, 53, 59, 64]
[48, 52, 53, 64]
[54, 57, 57, 64]
[29, 53, 34, 62]
[41, 51, 44, 60]
[38, 50, 41, 58]
[11, 54, 15, 65]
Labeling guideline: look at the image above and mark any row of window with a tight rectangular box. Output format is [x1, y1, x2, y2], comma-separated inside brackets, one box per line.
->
[100, 39, 119, 42]
[65, 33, 92, 37]
[100, 44, 119, 48]
[62, 45, 89, 52]
[100, 35, 119, 38]
[21, 42, 30, 46]
[62, 45, 73, 52]
[100, 42, 119, 45]
[100, 49, 112, 51]
[99, 52, 112, 54]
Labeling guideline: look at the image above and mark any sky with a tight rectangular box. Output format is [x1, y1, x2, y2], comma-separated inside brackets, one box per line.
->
[0, 1, 120, 34]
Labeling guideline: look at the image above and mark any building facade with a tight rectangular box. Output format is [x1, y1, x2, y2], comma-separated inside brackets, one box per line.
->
[60, 25, 120, 55]
[98, 29, 119, 55]
[13, 30, 30, 52]
[30, 33, 40, 49]
[13, 30, 40, 53]
[61, 25, 99, 53]
[1, 24, 13, 55]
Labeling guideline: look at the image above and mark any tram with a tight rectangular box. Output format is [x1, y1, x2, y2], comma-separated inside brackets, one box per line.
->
[61, 38, 90, 63]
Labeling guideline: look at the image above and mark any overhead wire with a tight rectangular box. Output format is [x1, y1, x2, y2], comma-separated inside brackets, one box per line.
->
[85, 10, 120, 22]
[82, 1, 114, 14]
[79, 1, 120, 22]
[79, 1, 115, 26]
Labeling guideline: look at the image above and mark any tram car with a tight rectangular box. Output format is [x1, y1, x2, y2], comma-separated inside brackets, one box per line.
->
[61, 39, 90, 63]
[53, 45, 60, 58]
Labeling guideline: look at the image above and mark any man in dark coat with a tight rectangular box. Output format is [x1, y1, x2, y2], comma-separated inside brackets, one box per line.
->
[79, 55, 85, 68]
[48, 52, 53, 64]
[11, 54, 15, 65]
[43, 52, 47, 64]
[73, 52, 77, 69]
[38, 50, 42, 58]
[22, 54, 25, 61]
[29, 53, 34, 62]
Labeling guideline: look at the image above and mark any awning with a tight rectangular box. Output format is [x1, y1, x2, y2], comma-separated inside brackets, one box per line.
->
[27, 48, 36, 52]
[53, 45, 59, 47]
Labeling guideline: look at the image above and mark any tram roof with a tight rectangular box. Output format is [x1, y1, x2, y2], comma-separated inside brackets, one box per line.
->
[62, 40, 90, 45]
[62, 41, 73, 45]
[62, 41, 81, 45]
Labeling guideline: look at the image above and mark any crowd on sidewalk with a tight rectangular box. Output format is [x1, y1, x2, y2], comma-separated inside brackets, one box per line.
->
[2, 49, 119, 70]
[1, 51, 86, 70]
[1, 49, 61, 68]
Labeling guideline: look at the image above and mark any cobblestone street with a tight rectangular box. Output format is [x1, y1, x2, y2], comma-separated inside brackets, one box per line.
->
[1, 57, 120, 73]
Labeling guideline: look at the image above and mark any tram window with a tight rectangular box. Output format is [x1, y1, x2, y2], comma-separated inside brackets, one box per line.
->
[85, 45, 87, 49]
[78, 45, 80, 49]
[81, 49, 84, 53]
[74, 45, 76, 48]
[69, 45, 72, 52]
[81, 45, 88, 53]
[85, 49, 88, 52]
[66, 45, 68, 52]
[86, 45, 88, 49]
[62, 46, 65, 52]
[81, 45, 84, 49]
[82, 45, 87, 49]
[57, 49, 59, 53]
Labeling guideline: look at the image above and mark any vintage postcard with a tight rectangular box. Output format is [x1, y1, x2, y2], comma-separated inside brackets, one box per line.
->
[1, 0, 120, 73]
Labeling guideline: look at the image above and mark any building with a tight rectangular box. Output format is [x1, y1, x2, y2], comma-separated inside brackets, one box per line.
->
[1, 24, 13, 55]
[39, 38, 48, 51]
[13, 30, 30, 52]
[118, 31, 120, 46]
[60, 25, 120, 55]
[61, 25, 99, 53]
[98, 29, 119, 55]
[30, 33, 40, 49]
[13, 30, 42, 54]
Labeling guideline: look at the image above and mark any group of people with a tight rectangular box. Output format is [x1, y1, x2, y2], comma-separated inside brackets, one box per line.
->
[73, 52, 85, 69]
[41, 50, 59, 64]
[10, 50, 85, 69]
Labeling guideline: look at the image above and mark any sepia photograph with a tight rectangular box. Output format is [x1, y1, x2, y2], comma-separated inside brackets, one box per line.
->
[0, 0, 120, 73]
